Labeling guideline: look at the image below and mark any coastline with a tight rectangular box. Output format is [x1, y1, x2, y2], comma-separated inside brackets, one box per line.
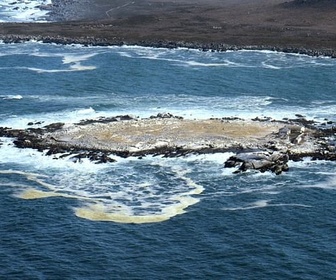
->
[1, 32, 335, 58]
[0, 0, 336, 57]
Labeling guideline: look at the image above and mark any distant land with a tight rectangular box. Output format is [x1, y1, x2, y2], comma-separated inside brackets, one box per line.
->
[0, 0, 336, 56]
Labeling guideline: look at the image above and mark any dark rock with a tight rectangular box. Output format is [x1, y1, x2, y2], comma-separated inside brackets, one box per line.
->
[46, 146, 67, 156]
[76, 115, 137, 125]
[27, 121, 43, 126]
[150, 113, 183, 120]
[224, 151, 289, 175]
[222, 117, 244, 121]
[252, 116, 273, 122]
[43, 122, 65, 132]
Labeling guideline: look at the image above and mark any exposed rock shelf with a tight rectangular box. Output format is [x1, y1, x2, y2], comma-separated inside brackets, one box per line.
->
[0, 114, 335, 174]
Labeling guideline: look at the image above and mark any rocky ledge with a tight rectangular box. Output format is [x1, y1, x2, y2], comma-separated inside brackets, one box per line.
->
[0, 114, 335, 174]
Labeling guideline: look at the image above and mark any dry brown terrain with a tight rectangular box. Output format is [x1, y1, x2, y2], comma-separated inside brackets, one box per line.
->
[50, 118, 283, 152]
[0, 0, 336, 54]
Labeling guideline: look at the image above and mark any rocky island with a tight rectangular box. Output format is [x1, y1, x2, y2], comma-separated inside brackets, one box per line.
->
[0, 114, 335, 174]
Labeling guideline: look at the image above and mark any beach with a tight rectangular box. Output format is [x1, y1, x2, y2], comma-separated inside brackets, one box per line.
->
[0, 0, 336, 56]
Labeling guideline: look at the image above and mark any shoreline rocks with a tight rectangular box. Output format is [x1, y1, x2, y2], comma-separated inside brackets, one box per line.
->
[224, 151, 290, 175]
[0, 34, 336, 58]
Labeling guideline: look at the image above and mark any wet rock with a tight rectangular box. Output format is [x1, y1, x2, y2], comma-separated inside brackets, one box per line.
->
[46, 146, 68, 156]
[150, 113, 183, 119]
[252, 116, 273, 122]
[222, 117, 244, 121]
[43, 122, 65, 132]
[224, 151, 289, 175]
[76, 115, 137, 125]
[288, 117, 317, 128]
[27, 121, 44, 126]
[276, 125, 307, 144]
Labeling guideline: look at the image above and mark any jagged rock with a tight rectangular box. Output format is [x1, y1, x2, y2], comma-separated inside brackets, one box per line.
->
[224, 151, 289, 175]
[276, 125, 307, 144]
[150, 113, 183, 119]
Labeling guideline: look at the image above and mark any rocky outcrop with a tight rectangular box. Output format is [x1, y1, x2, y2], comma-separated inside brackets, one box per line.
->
[224, 151, 289, 175]
[0, 115, 335, 173]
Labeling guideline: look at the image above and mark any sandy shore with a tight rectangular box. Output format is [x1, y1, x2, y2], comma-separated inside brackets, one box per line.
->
[0, 0, 336, 56]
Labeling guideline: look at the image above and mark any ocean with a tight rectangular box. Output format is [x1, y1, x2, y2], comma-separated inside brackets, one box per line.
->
[0, 0, 52, 22]
[0, 11, 336, 280]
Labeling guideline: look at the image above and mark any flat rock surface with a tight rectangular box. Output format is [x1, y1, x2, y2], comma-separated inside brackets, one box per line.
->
[50, 118, 283, 151]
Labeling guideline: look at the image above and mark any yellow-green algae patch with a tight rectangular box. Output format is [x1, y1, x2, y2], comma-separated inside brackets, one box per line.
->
[8, 168, 204, 224]
[18, 189, 66, 199]
[75, 196, 200, 224]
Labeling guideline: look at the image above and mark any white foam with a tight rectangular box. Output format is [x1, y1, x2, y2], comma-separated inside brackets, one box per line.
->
[222, 199, 311, 211]
[296, 173, 336, 190]
[0, 43, 99, 72]
[0, 138, 107, 172]
[182, 152, 235, 164]
[0, 0, 52, 22]
[261, 61, 282, 70]
[115, 46, 255, 68]
[1, 95, 23, 100]
[0, 107, 101, 129]
[27, 64, 97, 73]
[116, 51, 133, 58]
[26, 52, 99, 73]
[62, 53, 99, 64]
[0, 146, 206, 223]
[182, 59, 247, 68]
[0, 136, 332, 223]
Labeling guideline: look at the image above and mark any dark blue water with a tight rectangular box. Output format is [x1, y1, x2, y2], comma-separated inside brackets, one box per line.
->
[0, 42, 336, 279]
